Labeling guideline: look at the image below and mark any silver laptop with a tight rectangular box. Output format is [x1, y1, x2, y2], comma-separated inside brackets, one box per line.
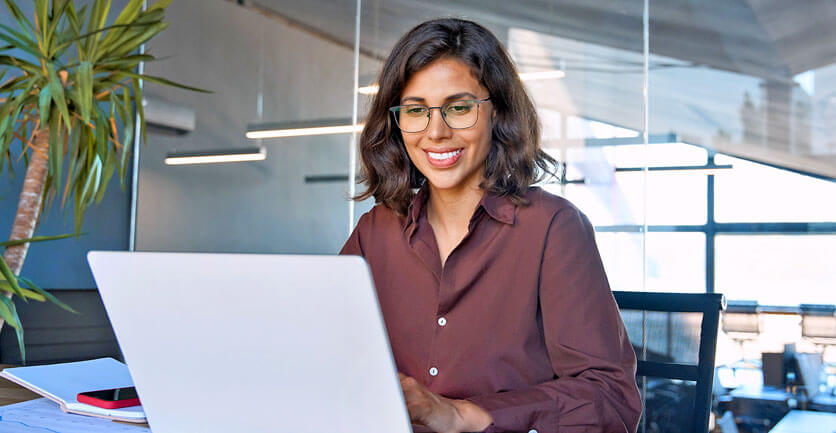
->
[88, 251, 413, 433]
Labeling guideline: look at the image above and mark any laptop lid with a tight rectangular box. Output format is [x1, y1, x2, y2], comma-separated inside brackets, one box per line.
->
[88, 251, 412, 433]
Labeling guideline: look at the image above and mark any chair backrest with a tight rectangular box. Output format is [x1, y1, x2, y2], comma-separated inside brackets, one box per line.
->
[722, 300, 761, 337]
[800, 304, 836, 341]
[613, 291, 726, 433]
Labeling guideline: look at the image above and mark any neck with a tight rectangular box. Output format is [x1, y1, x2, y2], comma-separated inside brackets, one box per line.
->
[426, 183, 484, 234]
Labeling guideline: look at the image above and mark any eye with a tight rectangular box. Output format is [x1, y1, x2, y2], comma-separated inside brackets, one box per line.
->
[404, 106, 428, 116]
[445, 101, 473, 115]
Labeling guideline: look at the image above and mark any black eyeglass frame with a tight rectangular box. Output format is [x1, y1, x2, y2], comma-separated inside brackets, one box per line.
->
[388, 98, 491, 132]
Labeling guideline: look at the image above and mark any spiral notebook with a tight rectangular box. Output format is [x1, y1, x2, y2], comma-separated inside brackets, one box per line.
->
[0, 358, 146, 423]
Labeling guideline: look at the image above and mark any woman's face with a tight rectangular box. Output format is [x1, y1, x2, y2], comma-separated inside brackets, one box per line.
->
[398, 57, 493, 194]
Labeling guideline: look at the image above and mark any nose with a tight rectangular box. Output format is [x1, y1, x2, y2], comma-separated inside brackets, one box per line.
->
[425, 107, 452, 141]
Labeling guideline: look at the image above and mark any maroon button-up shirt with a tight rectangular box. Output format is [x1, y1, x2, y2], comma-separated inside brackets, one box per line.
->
[340, 187, 641, 433]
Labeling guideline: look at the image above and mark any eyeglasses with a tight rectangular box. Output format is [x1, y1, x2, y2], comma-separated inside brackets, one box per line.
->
[389, 98, 491, 133]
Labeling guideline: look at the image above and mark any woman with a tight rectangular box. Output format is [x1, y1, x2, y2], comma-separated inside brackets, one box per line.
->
[341, 18, 641, 433]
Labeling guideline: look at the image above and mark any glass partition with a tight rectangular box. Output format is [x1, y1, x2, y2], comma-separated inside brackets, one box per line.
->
[646, 0, 836, 413]
[127, 0, 836, 429]
[647, 0, 836, 303]
[358, 0, 648, 288]
[136, 0, 358, 254]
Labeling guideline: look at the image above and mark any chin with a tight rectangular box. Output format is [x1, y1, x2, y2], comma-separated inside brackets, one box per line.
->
[424, 173, 477, 192]
[428, 181, 462, 191]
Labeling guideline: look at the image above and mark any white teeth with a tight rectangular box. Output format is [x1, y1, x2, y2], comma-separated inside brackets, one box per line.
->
[427, 149, 462, 160]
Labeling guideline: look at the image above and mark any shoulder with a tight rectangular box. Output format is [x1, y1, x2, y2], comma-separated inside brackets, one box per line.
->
[518, 186, 586, 223]
[514, 189, 602, 270]
[354, 203, 407, 234]
[341, 203, 406, 255]
[515, 187, 597, 243]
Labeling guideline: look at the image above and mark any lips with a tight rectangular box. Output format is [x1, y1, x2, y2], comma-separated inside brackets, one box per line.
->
[425, 148, 463, 168]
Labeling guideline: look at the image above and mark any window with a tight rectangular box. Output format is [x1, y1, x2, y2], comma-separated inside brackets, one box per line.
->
[715, 234, 836, 305]
[596, 232, 705, 292]
[714, 155, 836, 223]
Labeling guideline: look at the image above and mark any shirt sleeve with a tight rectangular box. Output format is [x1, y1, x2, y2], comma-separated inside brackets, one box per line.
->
[339, 214, 365, 256]
[467, 207, 642, 433]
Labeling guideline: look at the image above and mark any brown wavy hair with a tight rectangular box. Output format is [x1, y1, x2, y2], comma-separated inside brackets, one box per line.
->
[354, 18, 556, 215]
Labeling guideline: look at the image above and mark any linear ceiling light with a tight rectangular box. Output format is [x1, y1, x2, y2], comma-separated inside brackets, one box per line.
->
[165, 147, 266, 165]
[357, 84, 379, 95]
[518, 70, 566, 81]
[246, 124, 364, 139]
[246, 118, 364, 140]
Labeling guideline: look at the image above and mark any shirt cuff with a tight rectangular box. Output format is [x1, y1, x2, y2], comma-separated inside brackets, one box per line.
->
[466, 388, 555, 432]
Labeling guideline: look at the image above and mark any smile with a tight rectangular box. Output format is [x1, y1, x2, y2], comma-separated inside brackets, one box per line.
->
[428, 149, 462, 160]
[425, 148, 463, 167]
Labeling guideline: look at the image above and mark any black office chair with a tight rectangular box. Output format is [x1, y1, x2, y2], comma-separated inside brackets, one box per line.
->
[613, 291, 726, 433]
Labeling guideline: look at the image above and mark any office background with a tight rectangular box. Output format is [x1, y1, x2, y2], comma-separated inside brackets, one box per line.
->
[1, 0, 834, 388]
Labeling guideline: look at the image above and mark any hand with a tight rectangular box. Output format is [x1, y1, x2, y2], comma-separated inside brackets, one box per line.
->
[399, 373, 493, 433]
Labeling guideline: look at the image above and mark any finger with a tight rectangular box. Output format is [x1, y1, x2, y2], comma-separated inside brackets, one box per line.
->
[401, 384, 425, 409]
[399, 374, 419, 390]
[406, 397, 433, 422]
[411, 424, 434, 433]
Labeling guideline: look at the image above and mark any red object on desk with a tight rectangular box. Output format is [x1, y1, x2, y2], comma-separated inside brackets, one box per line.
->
[77, 387, 141, 409]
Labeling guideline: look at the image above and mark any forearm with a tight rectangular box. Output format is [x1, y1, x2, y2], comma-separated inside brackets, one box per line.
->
[466, 372, 640, 433]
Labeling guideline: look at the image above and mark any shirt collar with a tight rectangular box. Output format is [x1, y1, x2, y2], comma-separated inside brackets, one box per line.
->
[403, 186, 516, 235]
[479, 191, 516, 225]
[404, 186, 429, 236]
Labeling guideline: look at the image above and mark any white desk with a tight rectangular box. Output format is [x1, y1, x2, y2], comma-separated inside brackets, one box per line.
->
[769, 410, 836, 433]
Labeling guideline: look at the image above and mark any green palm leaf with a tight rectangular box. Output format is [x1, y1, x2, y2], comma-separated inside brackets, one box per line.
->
[0, 282, 45, 302]
[0, 27, 41, 58]
[0, 255, 26, 299]
[0, 233, 77, 247]
[34, 0, 49, 42]
[2, 0, 36, 37]
[119, 71, 211, 93]
[55, 21, 156, 54]
[46, 63, 72, 132]
[38, 85, 52, 127]
[0, 293, 26, 361]
[18, 277, 77, 314]
[77, 61, 94, 123]
[45, 1, 72, 57]
[0, 291, 22, 329]
[1, 0, 208, 363]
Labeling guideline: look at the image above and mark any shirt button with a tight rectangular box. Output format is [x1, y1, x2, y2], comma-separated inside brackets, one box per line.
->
[437, 317, 447, 326]
[429, 367, 438, 376]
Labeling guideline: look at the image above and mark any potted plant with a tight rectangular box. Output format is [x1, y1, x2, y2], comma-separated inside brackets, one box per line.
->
[0, 0, 207, 362]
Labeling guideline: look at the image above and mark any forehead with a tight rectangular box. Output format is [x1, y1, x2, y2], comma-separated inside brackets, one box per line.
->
[401, 57, 485, 102]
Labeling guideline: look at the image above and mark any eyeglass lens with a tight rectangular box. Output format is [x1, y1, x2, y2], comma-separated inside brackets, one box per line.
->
[395, 100, 480, 132]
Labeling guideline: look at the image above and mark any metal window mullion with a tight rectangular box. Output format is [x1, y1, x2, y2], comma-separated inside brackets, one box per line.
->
[129, 0, 148, 251]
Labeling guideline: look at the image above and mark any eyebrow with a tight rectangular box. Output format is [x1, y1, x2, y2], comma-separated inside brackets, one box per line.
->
[400, 92, 478, 104]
